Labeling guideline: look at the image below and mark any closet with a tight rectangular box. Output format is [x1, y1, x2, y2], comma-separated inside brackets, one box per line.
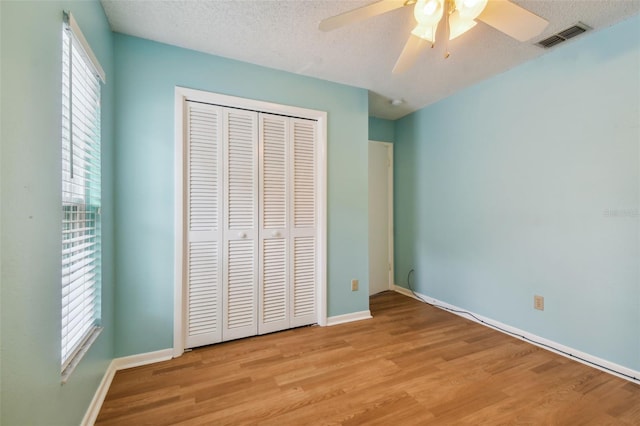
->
[181, 96, 320, 350]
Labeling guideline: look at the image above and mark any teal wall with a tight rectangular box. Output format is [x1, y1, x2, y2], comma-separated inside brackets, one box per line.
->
[113, 35, 370, 356]
[369, 117, 395, 143]
[394, 15, 640, 371]
[2, 0, 635, 421]
[0, 1, 115, 424]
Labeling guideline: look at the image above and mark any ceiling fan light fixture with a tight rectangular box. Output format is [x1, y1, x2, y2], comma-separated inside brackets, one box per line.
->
[448, 11, 477, 40]
[412, 24, 437, 43]
[412, 0, 482, 43]
[454, 0, 488, 20]
[414, 0, 443, 26]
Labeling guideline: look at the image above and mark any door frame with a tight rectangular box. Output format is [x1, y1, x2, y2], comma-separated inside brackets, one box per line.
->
[173, 87, 328, 357]
[368, 140, 394, 294]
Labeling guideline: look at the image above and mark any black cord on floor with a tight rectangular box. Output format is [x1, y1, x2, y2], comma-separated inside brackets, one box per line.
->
[405, 269, 639, 383]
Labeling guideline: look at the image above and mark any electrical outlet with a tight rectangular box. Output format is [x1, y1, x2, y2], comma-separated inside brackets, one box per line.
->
[351, 279, 359, 291]
[534, 295, 544, 311]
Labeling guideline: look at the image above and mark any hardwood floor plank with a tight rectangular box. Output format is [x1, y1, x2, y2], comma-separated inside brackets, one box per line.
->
[96, 291, 640, 425]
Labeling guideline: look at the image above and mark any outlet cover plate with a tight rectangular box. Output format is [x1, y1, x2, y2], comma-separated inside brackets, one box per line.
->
[351, 279, 359, 291]
[534, 295, 544, 311]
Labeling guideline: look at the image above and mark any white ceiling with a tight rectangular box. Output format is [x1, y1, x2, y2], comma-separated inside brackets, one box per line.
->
[101, 0, 640, 120]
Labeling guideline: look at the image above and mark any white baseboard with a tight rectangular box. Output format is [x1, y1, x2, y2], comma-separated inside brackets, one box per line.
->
[80, 360, 117, 426]
[81, 349, 174, 426]
[111, 348, 174, 370]
[327, 310, 372, 326]
[393, 285, 640, 384]
[392, 284, 422, 301]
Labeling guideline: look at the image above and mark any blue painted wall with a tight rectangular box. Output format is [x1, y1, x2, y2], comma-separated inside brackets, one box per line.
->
[369, 117, 395, 143]
[2, 1, 636, 421]
[0, 0, 115, 424]
[394, 15, 640, 371]
[113, 34, 370, 356]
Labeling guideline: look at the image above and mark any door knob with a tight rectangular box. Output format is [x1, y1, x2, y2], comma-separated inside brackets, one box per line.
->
[272, 231, 280, 237]
[238, 231, 247, 238]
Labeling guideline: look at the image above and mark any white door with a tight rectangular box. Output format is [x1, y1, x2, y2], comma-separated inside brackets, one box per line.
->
[290, 119, 317, 327]
[222, 108, 259, 341]
[185, 102, 223, 348]
[180, 92, 323, 351]
[257, 115, 318, 332]
[368, 141, 393, 295]
[258, 114, 290, 334]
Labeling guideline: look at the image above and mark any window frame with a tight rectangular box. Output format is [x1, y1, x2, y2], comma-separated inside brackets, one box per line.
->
[60, 11, 105, 383]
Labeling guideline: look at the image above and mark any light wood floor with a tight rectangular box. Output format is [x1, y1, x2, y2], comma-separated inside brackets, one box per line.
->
[96, 291, 640, 425]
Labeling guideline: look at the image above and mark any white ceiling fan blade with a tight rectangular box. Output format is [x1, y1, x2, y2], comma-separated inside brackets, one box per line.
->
[319, 0, 407, 32]
[392, 34, 428, 74]
[478, 0, 549, 42]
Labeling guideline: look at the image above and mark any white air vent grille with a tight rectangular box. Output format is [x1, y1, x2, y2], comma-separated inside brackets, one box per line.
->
[537, 22, 590, 49]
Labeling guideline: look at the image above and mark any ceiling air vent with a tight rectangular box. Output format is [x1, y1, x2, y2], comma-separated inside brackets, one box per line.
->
[536, 22, 591, 49]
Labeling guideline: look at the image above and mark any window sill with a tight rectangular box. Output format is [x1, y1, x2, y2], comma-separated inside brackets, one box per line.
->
[61, 326, 103, 384]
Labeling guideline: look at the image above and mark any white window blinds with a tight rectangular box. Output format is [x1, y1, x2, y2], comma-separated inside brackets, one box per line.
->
[61, 12, 104, 380]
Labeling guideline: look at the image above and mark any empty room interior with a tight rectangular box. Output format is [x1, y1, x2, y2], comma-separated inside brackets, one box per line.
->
[1, 0, 640, 424]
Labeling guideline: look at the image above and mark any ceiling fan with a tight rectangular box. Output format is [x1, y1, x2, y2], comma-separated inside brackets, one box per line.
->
[319, 0, 549, 73]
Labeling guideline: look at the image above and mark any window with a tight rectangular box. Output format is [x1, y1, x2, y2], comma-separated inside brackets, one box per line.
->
[61, 11, 105, 381]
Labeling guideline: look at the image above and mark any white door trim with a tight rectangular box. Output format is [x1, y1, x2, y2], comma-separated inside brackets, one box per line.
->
[369, 140, 394, 293]
[174, 87, 328, 357]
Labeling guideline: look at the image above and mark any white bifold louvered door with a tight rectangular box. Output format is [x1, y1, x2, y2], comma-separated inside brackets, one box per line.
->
[223, 109, 259, 341]
[258, 115, 318, 333]
[184, 102, 318, 349]
[259, 114, 290, 334]
[290, 119, 317, 327]
[185, 102, 223, 348]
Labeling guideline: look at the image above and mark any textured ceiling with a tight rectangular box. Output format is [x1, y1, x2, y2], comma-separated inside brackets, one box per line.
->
[101, 0, 640, 119]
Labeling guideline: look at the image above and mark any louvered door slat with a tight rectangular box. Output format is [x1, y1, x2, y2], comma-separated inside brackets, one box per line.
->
[290, 119, 317, 327]
[293, 121, 316, 228]
[258, 114, 290, 334]
[293, 236, 316, 318]
[226, 239, 256, 329]
[186, 102, 223, 348]
[188, 243, 219, 335]
[223, 109, 259, 341]
[227, 112, 256, 231]
[263, 240, 286, 311]
[262, 117, 287, 229]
